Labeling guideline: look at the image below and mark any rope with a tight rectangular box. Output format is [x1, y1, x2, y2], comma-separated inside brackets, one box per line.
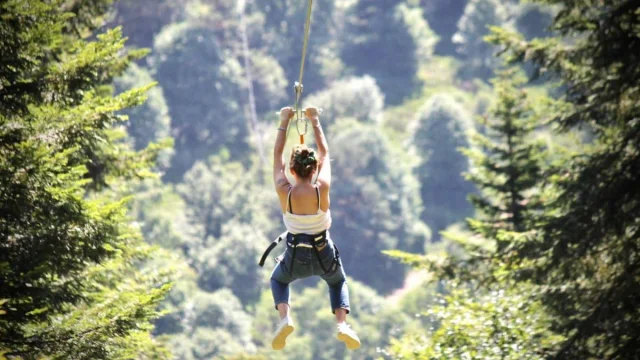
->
[299, 0, 313, 91]
[290, 0, 314, 144]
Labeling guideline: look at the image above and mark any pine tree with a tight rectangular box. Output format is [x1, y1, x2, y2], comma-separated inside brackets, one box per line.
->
[395, 69, 549, 285]
[0, 1, 171, 358]
[488, 1, 640, 358]
[389, 68, 554, 360]
[463, 69, 546, 246]
[431, 69, 548, 283]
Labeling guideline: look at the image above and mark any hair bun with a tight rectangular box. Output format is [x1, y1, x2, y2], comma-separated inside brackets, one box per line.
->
[290, 145, 318, 179]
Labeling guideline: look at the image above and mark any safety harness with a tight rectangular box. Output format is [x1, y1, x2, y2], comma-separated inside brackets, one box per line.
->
[258, 230, 340, 276]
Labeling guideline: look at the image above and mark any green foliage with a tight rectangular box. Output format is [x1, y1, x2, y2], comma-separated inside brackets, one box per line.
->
[395, 272, 441, 327]
[485, 1, 640, 358]
[411, 94, 476, 241]
[110, 0, 189, 48]
[148, 7, 290, 180]
[178, 154, 274, 304]
[152, 263, 257, 360]
[329, 119, 430, 292]
[247, 0, 341, 94]
[512, 3, 555, 40]
[397, 3, 440, 62]
[179, 154, 274, 242]
[129, 181, 190, 250]
[452, 0, 509, 80]
[0, 0, 172, 358]
[464, 69, 547, 242]
[304, 76, 385, 126]
[391, 285, 561, 360]
[419, 0, 470, 54]
[189, 289, 254, 345]
[61, 0, 116, 36]
[151, 21, 247, 180]
[115, 63, 174, 168]
[341, 0, 437, 105]
[0, 0, 63, 115]
[247, 53, 288, 113]
[193, 222, 267, 305]
[389, 67, 554, 358]
[167, 288, 256, 359]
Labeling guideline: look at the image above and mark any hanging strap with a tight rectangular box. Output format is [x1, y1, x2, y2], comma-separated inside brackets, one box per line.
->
[258, 231, 288, 267]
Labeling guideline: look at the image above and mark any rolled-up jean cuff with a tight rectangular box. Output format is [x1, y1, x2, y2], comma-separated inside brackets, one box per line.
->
[332, 306, 350, 314]
[274, 301, 289, 311]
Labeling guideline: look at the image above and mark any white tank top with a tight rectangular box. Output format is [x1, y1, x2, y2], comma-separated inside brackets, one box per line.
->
[282, 187, 332, 235]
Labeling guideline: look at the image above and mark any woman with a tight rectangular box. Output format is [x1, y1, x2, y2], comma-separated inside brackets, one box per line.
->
[270, 106, 360, 351]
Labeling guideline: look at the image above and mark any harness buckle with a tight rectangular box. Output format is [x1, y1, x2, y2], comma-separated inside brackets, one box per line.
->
[293, 243, 313, 248]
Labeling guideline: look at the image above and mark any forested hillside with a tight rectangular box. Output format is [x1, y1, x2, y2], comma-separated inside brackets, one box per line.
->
[1, 0, 638, 359]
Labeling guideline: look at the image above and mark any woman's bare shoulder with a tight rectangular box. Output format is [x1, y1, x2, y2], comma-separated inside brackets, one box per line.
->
[315, 179, 330, 191]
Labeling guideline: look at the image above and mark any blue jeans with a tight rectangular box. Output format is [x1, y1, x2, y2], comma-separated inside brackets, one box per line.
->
[270, 235, 350, 314]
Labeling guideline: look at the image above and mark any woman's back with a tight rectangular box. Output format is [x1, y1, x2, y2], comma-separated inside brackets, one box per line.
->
[286, 183, 329, 215]
[283, 184, 331, 235]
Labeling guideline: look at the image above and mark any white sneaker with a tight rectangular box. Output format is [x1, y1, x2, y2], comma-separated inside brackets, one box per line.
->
[272, 316, 294, 350]
[336, 322, 360, 350]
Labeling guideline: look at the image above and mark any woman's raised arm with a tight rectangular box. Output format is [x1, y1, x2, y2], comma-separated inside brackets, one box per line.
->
[305, 107, 330, 186]
[273, 107, 294, 193]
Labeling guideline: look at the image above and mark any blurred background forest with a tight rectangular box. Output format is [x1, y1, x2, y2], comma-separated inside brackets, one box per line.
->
[2, 0, 639, 359]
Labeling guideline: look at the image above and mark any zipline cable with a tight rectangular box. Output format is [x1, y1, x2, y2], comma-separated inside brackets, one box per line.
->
[290, 0, 315, 145]
[275, 0, 323, 144]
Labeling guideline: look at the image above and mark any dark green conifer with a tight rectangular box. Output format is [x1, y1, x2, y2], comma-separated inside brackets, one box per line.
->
[488, 1, 640, 357]
[0, 1, 171, 357]
[463, 69, 546, 244]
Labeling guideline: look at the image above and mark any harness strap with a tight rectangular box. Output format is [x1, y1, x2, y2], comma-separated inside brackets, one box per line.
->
[286, 231, 338, 276]
[313, 242, 328, 273]
[290, 242, 298, 276]
[259, 231, 287, 267]
[258, 231, 339, 276]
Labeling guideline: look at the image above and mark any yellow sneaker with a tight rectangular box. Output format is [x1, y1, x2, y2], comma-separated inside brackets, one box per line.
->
[272, 316, 294, 350]
[337, 322, 360, 350]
